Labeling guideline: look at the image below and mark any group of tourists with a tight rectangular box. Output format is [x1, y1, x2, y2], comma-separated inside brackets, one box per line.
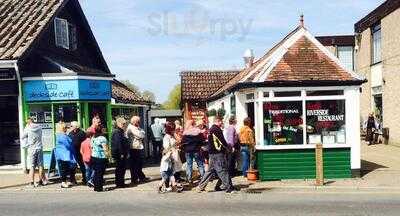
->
[22, 115, 148, 192]
[22, 113, 255, 194]
[152, 116, 255, 194]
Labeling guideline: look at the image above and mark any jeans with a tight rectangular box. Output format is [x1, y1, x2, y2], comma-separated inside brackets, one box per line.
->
[241, 145, 250, 177]
[74, 151, 86, 183]
[84, 163, 94, 184]
[185, 152, 205, 181]
[114, 156, 127, 187]
[92, 157, 107, 192]
[152, 140, 163, 162]
[129, 149, 146, 183]
[227, 151, 238, 177]
[198, 153, 233, 192]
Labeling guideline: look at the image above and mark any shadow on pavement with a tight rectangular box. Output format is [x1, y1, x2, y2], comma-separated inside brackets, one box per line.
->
[361, 159, 388, 176]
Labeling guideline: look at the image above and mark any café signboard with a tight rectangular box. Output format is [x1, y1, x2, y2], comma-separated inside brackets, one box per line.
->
[24, 79, 111, 102]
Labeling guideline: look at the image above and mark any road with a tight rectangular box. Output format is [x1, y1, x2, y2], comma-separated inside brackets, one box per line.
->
[1, 190, 400, 216]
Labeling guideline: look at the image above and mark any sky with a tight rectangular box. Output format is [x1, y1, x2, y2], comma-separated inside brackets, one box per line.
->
[80, 0, 384, 103]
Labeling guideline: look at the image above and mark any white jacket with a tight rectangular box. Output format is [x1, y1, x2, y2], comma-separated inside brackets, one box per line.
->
[126, 124, 145, 150]
[163, 134, 182, 172]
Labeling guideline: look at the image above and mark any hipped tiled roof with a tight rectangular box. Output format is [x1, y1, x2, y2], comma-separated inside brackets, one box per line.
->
[112, 80, 149, 105]
[0, 0, 64, 60]
[211, 25, 366, 99]
[181, 70, 239, 101]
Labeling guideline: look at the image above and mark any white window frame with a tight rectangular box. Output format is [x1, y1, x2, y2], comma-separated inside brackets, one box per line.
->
[255, 86, 350, 150]
[54, 17, 70, 49]
[371, 23, 382, 64]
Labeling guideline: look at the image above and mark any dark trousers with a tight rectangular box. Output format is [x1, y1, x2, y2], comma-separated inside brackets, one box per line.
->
[198, 153, 233, 192]
[58, 160, 76, 182]
[129, 149, 146, 183]
[114, 156, 127, 187]
[152, 140, 162, 162]
[74, 153, 86, 184]
[227, 151, 238, 177]
[92, 157, 107, 192]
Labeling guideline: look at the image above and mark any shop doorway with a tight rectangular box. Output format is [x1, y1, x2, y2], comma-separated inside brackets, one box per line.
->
[0, 96, 20, 165]
[373, 94, 383, 125]
[246, 102, 255, 128]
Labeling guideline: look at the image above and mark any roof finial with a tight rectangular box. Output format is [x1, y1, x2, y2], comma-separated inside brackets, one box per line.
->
[300, 14, 304, 27]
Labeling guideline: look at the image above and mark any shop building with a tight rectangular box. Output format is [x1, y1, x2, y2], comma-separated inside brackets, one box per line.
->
[354, 0, 400, 145]
[207, 19, 366, 180]
[180, 70, 239, 124]
[0, 0, 145, 169]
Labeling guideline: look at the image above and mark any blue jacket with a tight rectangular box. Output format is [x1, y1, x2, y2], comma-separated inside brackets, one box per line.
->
[55, 133, 76, 164]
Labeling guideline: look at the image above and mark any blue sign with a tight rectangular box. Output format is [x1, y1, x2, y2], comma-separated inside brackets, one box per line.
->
[24, 79, 111, 102]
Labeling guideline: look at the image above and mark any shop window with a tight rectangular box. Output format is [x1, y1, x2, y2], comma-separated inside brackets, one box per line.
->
[54, 104, 78, 125]
[306, 100, 345, 145]
[263, 101, 303, 145]
[274, 91, 301, 97]
[306, 90, 344, 96]
[372, 23, 381, 64]
[29, 105, 54, 151]
[263, 92, 270, 98]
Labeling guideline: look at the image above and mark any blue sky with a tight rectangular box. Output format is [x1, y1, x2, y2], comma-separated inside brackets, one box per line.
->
[80, 0, 384, 103]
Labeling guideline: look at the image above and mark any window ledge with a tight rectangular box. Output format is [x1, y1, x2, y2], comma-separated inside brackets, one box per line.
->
[256, 144, 351, 150]
[371, 61, 382, 67]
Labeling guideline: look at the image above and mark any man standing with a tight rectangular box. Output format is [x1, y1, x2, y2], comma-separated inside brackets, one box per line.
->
[197, 117, 234, 193]
[21, 117, 47, 187]
[225, 116, 239, 177]
[69, 121, 87, 184]
[111, 117, 129, 188]
[151, 118, 164, 162]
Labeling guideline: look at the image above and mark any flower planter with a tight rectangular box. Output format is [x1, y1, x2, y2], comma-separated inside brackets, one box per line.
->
[247, 169, 259, 181]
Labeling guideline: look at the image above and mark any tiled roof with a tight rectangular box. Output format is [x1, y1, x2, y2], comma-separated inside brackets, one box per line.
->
[0, 0, 64, 60]
[211, 25, 365, 99]
[355, 0, 400, 33]
[112, 80, 149, 104]
[266, 36, 356, 82]
[316, 35, 355, 46]
[181, 70, 240, 101]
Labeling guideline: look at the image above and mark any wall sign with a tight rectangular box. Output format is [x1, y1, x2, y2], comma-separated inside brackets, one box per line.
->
[24, 79, 111, 102]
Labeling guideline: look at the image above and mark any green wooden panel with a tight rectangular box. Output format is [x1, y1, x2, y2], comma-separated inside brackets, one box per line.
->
[257, 148, 351, 181]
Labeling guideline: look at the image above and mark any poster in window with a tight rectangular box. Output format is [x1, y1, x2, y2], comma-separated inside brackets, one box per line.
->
[263, 101, 303, 145]
[306, 100, 345, 144]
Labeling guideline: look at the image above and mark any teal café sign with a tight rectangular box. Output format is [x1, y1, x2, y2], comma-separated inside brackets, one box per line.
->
[24, 79, 111, 102]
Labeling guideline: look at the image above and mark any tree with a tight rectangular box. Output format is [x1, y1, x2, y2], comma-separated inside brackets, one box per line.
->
[142, 90, 156, 103]
[162, 84, 181, 110]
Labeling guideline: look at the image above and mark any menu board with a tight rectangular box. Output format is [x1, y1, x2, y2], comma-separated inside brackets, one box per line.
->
[306, 100, 346, 144]
[30, 110, 54, 151]
[263, 101, 303, 145]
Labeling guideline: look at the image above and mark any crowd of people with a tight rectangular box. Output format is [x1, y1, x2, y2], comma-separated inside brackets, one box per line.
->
[21, 114, 256, 194]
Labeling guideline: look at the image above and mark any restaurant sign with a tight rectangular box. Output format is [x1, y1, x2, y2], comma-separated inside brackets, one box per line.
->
[24, 79, 111, 102]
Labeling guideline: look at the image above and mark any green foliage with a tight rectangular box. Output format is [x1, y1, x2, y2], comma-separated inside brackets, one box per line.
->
[207, 109, 217, 117]
[217, 108, 226, 118]
[142, 90, 156, 103]
[121, 80, 141, 95]
[162, 84, 181, 110]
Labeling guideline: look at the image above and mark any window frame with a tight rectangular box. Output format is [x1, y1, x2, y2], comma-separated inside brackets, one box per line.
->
[54, 17, 70, 49]
[371, 23, 382, 65]
[336, 45, 354, 71]
[256, 87, 349, 150]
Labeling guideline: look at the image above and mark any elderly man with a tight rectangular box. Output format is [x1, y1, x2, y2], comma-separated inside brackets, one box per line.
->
[69, 121, 87, 184]
[127, 116, 149, 185]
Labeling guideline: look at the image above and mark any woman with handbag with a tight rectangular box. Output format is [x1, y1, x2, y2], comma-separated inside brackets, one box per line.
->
[126, 116, 149, 185]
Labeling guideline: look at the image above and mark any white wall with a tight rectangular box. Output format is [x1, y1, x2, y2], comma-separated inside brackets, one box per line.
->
[345, 87, 361, 170]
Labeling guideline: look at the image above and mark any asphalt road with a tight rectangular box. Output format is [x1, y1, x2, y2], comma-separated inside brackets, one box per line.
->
[1, 190, 400, 216]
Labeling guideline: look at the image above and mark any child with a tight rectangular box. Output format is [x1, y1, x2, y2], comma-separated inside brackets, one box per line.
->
[80, 131, 94, 187]
[158, 149, 183, 193]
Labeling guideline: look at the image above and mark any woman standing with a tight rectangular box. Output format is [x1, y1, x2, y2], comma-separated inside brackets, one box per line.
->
[91, 126, 109, 192]
[239, 117, 255, 178]
[55, 122, 76, 188]
[365, 113, 378, 146]
[127, 116, 148, 184]
[111, 117, 129, 188]
[163, 122, 183, 182]
[181, 120, 205, 183]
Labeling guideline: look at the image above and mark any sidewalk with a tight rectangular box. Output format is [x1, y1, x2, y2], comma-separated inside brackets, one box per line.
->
[2, 142, 400, 193]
